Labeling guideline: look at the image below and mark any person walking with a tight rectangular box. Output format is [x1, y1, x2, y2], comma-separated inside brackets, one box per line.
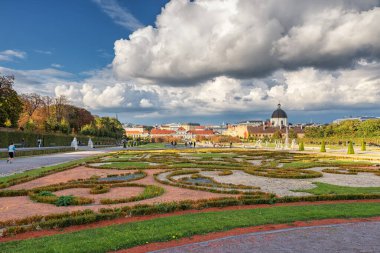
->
[7, 142, 16, 164]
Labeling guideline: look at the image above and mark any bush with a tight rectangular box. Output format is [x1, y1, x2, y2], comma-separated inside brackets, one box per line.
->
[320, 140, 326, 152]
[55, 195, 74, 206]
[90, 185, 110, 194]
[347, 141, 355, 154]
[38, 191, 55, 196]
[361, 140, 366, 151]
[299, 141, 305, 151]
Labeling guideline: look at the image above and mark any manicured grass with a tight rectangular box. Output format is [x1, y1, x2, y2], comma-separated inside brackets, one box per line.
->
[281, 161, 321, 169]
[101, 162, 152, 168]
[296, 182, 380, 195]
[1, 203, 379, 253]
[137, 143, 167, 149]
[192, 153, 236, 158]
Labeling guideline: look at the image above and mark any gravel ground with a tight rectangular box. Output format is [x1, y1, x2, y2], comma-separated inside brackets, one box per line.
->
[152, 222, 380, 253]
[200, 167, 380, 196]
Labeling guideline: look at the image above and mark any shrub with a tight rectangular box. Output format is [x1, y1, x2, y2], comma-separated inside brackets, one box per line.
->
[361, 140, 366, 151]
[38, 191, 55, 196]
[55, 195, 74, 206]
[90, 185, 110, 194]
[299, 141, 305, 151]
[347, 141, 355, 154]
[320, 140, 326, 153]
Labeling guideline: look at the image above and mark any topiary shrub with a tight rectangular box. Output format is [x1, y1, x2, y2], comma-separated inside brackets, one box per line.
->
[361, 140, 366, 151]
[56, 195, 74, 206]
[347, 141, 355, 154]
[298, 141, 305, 151]
[320, 140, 326, 152]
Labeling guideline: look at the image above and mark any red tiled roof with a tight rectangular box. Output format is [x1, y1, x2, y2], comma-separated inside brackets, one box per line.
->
[177, 127, 186, 131]
[187, 129, 214, 135]
[150, 129, 176, 135]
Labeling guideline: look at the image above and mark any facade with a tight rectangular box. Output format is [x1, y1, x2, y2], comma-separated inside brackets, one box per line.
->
[224, 103, 304, 139]
[180, 122, 201, 131]
[124, 126, 149, 138]
[271, 104, 288, 127]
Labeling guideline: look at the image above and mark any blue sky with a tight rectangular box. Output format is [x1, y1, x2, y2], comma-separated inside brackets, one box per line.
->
[1, 0, 379, 125]
[0, 0, 168, 74]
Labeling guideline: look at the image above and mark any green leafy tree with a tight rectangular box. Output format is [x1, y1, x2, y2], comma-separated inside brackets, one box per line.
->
[347, 141, 355, 154]
[0, 75, 23, 127]
[320, 140, 326, 152]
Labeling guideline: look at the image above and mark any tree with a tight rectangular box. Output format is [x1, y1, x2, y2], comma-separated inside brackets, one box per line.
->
[54, 95, 69, 122]
[288, 128, 298, 139]
[320, 140, 326, 152]
[20, 93, 44, 118]
[272, 130, 282, 140]
[347, 141, 355, 154]
[0, 75, 23, 127]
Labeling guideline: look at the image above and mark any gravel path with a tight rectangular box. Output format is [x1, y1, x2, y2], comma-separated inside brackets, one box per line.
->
[152, 221, 380, 253]
[0, 146, 125, 177]
[201, 168, 380, 196]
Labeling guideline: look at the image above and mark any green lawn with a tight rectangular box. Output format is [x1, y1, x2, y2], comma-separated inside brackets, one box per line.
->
[1, 203, 379, 253]
[102, 161, 153, 168]
[296, 182, 380, 195]
[192, 153, 236, 158]
[137, 143, 167, 149]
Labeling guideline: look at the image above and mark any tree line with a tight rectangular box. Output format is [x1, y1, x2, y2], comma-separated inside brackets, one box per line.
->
[0, 75, 124, 139]
[304, 119, 380, 138]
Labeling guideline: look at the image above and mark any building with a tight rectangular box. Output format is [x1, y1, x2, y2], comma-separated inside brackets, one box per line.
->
[237, 120, 263, 127]
[180, 122, 201, 131]
[271, 103, 288, 127]
[224, 103, 304, 139]
[124, 126, 149, 138]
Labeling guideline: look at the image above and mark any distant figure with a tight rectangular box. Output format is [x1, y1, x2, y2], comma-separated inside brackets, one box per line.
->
[230, 142, 232, 148]
[174, 141, 177, 146]
[21, 138, 25, 148]
[37, 138, 42, 148]
[185, 142, 188, 147]
[7, 143, 16, 164]
[193, 141, 196, 148]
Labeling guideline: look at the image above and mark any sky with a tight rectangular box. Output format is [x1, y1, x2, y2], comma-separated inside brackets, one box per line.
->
[1, 0, 380, 125]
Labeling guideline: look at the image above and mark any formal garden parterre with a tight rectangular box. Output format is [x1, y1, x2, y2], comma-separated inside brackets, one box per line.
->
[0, 148, 380, 243]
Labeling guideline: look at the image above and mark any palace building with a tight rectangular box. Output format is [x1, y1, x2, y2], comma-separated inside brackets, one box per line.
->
[271, 103, 288, 127]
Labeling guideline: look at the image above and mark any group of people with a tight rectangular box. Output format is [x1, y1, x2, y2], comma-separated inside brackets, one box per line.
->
[169, 141, 197, 148]
[185, 141, 196, 148]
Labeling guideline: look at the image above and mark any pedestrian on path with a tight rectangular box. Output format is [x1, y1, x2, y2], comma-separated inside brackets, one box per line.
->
[7, 142, 16, 164]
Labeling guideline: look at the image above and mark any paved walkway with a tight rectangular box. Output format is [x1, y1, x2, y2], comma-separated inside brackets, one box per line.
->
[152, 222, 380, 253]
[0, 146, 124, 177]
